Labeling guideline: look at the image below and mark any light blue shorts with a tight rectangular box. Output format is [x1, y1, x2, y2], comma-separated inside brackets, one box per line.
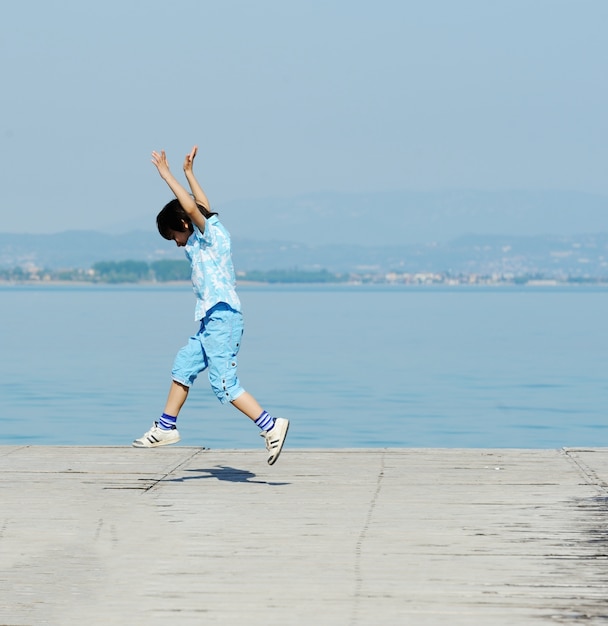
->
[172, 303, 245, 404]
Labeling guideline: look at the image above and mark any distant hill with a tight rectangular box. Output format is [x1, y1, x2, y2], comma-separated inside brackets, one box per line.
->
[235, 233, 608, 277]
[104, 189, 608, 247]
[3, 189, 608, 277]
[1, 230, 607, 278]
[0, 231, 178, 270]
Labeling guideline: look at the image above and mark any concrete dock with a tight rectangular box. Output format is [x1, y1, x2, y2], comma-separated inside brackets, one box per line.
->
[1, 447, 607, 625]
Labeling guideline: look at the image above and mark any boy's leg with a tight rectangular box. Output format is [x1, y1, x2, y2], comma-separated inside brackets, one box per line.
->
[232, 392, 289, 466]
[132, 382, 188, 448]
[133, 326, 206, 448]
[201, 305, 289, 464]
[132, 380, 191, 447]
[155, 379, 189, 430]
[164, 380, 189, 416]
[231, 391, 263, 421]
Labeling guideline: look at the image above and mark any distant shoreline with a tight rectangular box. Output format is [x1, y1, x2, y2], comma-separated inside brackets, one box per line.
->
[1, 278, 607, 289]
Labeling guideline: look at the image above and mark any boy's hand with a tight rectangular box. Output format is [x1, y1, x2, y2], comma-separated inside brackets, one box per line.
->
[151, 150, 171, 180]
[182, 145, 209, 210]
[183, 145, 198, 173]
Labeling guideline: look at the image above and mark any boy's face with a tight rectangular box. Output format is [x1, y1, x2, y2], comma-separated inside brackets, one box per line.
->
[168, 229, 190, 247]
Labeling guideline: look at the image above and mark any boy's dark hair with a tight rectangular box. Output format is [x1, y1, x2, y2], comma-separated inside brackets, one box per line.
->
[156, 198, 218, 240]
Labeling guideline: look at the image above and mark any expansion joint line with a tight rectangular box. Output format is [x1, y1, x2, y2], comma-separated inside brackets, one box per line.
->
[561, 448, 608, 497]
[350, 449, 386, 626]
[142, 448, 208, 493]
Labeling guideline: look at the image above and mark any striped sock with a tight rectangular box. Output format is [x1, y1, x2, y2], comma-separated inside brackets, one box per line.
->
[158, 413, 177, 431]
[254, 410, 275, 432]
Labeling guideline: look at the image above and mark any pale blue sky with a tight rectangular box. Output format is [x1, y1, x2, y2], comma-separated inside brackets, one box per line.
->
[1, 0, 607, 234]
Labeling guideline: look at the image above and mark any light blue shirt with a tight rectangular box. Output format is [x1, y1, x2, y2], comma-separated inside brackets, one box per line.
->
[184, 216, 241, 320]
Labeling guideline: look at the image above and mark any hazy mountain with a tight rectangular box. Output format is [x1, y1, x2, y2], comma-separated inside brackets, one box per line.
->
[0, 231, 178, 270]
[225, 189, 608, 247]
[235, 233, 608, 277]
[107, 189, 608, 246]
[1, 231, 607, 278]
[2, 189, 607, 277]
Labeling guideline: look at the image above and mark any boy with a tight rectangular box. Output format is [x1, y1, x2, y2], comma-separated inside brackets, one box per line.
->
[132, 146, 289, 465]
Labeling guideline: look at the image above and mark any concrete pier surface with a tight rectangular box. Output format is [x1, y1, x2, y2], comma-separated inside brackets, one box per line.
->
[1, 447, 607, 625]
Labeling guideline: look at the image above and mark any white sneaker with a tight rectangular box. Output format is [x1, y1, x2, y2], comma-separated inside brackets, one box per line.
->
[132, 422, 181, 448]
[261, 417, 289, 465]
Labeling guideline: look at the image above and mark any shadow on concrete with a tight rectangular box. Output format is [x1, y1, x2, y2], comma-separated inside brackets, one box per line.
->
[163, 465, 290, 486]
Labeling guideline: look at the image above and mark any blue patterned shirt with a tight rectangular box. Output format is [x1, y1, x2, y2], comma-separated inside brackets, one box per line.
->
[184, 216, 241, 320]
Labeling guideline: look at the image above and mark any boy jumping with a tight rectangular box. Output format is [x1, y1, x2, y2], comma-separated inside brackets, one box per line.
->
[132, 146, 289, 465]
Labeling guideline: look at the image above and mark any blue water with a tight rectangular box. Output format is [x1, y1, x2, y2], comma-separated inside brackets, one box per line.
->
[0, 284, 606, 448]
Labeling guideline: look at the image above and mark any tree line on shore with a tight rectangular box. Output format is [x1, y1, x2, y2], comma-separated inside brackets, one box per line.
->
[0, 260, 348, 284]
[1, 259, 607, 285]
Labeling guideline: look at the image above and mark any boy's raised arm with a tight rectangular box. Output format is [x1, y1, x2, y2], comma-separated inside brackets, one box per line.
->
[183, 146, 211, 211]
[151, 150, 206, 232]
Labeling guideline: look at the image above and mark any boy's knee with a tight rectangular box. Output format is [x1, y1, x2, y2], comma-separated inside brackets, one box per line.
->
[172, 340, 207, 386]
[171, 377, 192, 389]
[210, 369, 244, 404]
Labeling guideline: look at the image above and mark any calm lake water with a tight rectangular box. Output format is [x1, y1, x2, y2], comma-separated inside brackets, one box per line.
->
[0, 284, 606, 449]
